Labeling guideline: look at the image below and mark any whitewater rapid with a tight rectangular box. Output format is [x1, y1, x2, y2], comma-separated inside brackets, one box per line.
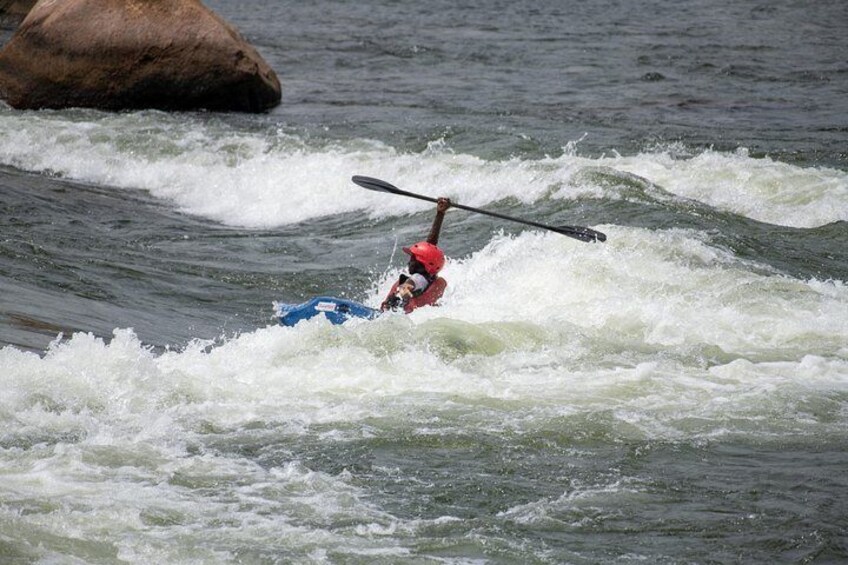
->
[1, 66, 846, 565]
[3, 0, 848, 559]
[2, 107, 846, 444]
[0, 109, 846, 230]
[4, 227, 846, 445]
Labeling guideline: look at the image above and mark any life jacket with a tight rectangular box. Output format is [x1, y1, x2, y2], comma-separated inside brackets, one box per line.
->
[382, 276, 447, 313]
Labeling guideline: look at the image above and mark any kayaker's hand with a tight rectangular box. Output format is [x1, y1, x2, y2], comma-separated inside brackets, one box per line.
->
[437, 197, 451, 213]
[396, 282, 414, 300]
[382, 295, 401, 311]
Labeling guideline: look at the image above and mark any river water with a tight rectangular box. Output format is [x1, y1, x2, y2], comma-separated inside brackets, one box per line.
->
[1, 0, 847, 563]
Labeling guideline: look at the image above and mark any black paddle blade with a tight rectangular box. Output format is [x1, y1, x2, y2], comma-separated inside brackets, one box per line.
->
[556, 226, 607, 243]
[352, 175, 401, 194]
[352, 175, 438, 204]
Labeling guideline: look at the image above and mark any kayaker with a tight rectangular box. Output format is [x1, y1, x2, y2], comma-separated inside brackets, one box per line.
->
[381, 197, 451, 313]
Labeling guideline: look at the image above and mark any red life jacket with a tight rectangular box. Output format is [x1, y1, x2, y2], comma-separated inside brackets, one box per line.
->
[382, 276, 447, 313]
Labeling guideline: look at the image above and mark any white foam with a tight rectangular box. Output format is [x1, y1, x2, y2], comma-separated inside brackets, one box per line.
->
[0, 109, 845, 228]
[603, 147, 848, 228]
[2, 228, 846, 443]
[2, 227, 848, 559]
[434, 228, 848, 353]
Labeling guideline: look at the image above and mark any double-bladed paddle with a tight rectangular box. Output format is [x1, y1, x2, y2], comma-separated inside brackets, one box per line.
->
[351, 175, 606, 243]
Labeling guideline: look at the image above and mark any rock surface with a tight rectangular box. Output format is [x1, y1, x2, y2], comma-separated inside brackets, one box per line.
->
[0, 0, 37, 19]
[0, 0, 281, 112]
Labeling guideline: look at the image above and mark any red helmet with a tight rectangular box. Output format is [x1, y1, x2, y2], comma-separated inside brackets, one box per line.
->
[403, 241, 445, 275]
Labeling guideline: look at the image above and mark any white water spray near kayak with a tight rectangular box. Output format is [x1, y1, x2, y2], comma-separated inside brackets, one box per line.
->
[3, 223, 847, 559]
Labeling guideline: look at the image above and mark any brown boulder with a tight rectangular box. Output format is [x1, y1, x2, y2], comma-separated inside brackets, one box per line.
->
[0, 0, 281, 112]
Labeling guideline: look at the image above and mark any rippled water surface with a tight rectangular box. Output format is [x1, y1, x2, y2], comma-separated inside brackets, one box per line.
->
[1, 0, 847, 562]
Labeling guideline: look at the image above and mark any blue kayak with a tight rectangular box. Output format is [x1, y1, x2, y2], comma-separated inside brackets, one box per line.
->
[275, 296, 380, 327]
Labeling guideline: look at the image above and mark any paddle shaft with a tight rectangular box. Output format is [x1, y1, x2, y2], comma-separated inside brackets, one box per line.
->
[392, 188, 581, 234]
[352, 175, 606, 242]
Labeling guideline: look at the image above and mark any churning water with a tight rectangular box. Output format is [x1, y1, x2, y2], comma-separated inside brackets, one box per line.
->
[1, 0, 847, 562]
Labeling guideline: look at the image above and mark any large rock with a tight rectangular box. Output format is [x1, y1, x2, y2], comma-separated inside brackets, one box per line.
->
[0, 0, 281, 112]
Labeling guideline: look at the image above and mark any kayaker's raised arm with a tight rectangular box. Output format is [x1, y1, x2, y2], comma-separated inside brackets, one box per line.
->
[426, 197, 451, 245]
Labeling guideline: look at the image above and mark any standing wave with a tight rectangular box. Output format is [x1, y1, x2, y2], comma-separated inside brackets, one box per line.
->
[0, 109, 845, 229]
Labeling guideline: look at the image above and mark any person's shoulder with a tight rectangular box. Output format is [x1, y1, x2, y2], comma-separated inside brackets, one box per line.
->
[408, 273, 430, 291]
